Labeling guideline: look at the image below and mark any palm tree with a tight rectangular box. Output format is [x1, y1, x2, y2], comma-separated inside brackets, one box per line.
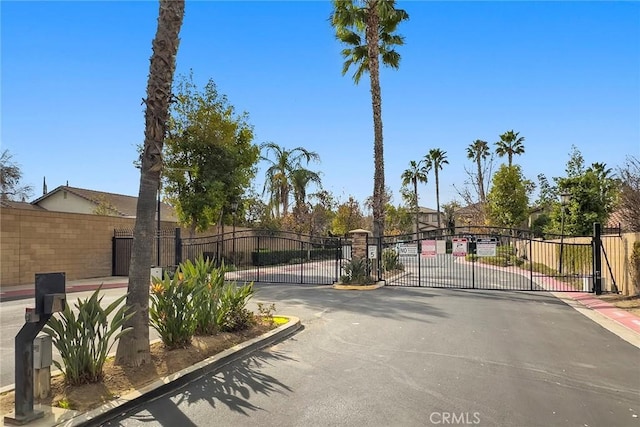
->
[425, 148, 448, 229]
[466, 140, 490, 203]
[261, 142, 320, 218]
[495, 130, 525, 167]
[115, 0, 185, 367]
[401, 160, 429, 238]
[331, 0, 409, 239]
[291, 168, 322, 212]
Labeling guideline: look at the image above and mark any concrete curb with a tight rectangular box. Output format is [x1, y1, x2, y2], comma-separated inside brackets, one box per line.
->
[2, 316, 301, 427]
[333, 281, 385, 291]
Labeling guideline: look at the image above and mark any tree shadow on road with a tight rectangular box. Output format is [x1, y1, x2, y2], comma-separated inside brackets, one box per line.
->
[107, 350, 295, 426]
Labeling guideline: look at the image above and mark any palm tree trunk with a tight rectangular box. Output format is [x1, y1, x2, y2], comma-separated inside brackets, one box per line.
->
[366, 0, 385, 239]
[435, 169, 441, 229]
[115, 0, 184, 367]
[476, 157, 485, 203]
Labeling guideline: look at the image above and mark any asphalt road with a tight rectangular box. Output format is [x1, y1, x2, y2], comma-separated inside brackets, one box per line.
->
[100, 285, 640, 427]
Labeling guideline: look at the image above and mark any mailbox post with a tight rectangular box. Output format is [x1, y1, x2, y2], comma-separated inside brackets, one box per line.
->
[4, 273, 66, 426]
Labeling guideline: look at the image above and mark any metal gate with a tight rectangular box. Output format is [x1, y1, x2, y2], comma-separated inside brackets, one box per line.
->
[113, 229, 343, 285]
[379, 227, 595, 292]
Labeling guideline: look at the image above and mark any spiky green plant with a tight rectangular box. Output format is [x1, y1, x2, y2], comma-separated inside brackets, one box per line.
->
[43, 287, 133, 385]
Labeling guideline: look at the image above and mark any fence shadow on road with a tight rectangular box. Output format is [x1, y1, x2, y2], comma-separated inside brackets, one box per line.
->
[443, 288, 569, 306]
[253, 284, 449, 324]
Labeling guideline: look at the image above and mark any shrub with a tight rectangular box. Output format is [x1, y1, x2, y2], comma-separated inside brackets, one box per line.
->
[340, 256, 375, 284]
[478, 256, 509, 267]
[496, 245, 516, 257]
[251, 248, 336, 266]
[382, 248, 403, 271]
[183, 256, 226, 335]
[150, 271, 198, 349]
[44, 287, 133, 385]
[219, 282, 256, 331]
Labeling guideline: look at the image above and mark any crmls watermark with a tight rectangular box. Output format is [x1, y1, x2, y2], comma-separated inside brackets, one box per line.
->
[429, 412, 481, 425]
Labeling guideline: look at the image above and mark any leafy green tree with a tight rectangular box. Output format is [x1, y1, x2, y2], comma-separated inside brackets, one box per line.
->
[331, 0, 409, 239]
[487, 164, 532, 229]
[466, 140, 490, 203]
[547, 163, 619, 236]
[385, 203, 413, 236]
[535, 173, 557, 207]
[332, 196, 365, 236]
[309, 190, 337, 236]
[261, 142, 320, 219]
[401, 160, 429, 236]
[0, 149, 33, 201]
[425, 148, 448, 228]
[495, 130, 525, 167]
[116, 0, 185, 367]
[162, 75, 259, 236]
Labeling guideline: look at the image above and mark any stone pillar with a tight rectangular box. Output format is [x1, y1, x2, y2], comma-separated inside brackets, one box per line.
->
[349, 229, 372, 260]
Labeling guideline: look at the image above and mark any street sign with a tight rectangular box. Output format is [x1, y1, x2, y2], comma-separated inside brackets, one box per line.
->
[421, 240, 436, 258]
[398, 243, 418, 256]
[476, 238, 497, 257]
[452, 238, 468, 257]
[368, 245, 378, 259]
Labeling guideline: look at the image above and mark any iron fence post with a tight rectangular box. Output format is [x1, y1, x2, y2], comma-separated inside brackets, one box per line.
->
[174, 228, 182, 266]
[593, 222, 602, 295]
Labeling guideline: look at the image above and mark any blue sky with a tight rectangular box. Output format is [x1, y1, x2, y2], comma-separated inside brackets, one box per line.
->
[2, 1, 639, 211]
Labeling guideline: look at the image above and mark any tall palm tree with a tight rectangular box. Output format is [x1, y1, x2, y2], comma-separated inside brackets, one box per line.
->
[401, 160, 429, 238]
[115, 0, 185, 367]
[291, 168, 322, 211]
[466, 140, 490, 203]
[331, 0, 409, 239]
[495, 130, 525, 167]
[425, 148, 448, 229]
[261, 142, 320, 218]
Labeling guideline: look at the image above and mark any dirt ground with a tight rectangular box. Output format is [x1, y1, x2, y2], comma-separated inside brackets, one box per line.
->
[0, 322, 273, 415]
[597, 293, 640, 317]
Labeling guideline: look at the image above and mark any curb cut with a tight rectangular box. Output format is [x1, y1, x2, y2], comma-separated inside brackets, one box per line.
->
[1, 316, 301, 427]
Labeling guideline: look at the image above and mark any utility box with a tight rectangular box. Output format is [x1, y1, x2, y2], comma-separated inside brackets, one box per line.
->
[33, 335, 52, 369]
[150, 267, 163, 282]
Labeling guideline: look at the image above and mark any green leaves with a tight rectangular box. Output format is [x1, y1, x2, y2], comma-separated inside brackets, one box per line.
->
[341, 256, 374, 284]
[331, 0, 409, 84]
[150, 255, 256, 348]
[164, 73, 260, 234]
[43, 287, 133, 385]
[487, 164, 532, 229]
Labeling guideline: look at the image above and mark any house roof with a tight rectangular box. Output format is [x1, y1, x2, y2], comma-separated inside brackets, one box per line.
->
[0, 200, 46, 210]
[454, 202, 485, 216]
[417, 207, 439, 214]
[32, 185, 178, 221]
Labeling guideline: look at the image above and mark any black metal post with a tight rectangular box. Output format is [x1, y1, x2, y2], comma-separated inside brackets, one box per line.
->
[6, 318, 50, 425]
[593, 222, 602, 295]
[174, 227, 182, 266]
[559, 205, 566, 274]
[232, 205, 237, 265]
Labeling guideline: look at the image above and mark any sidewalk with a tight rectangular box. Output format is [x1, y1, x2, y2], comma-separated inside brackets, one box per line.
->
[0, 277, 128, 302]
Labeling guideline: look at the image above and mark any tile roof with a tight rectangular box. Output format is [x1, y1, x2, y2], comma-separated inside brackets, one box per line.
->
[32, 186, 178, 221]
[0, 200, 46, 210]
